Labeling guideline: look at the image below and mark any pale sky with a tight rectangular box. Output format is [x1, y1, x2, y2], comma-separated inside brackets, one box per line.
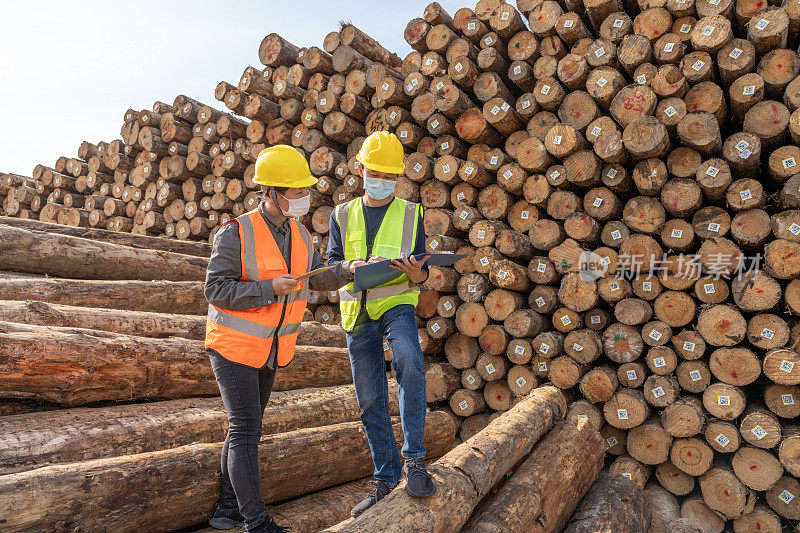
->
[0, 0, 465, 176]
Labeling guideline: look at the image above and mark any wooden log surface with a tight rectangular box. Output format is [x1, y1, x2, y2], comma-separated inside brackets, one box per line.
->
[0, 412, 454, 533]
[0, 225, 208, 281]
[335, 386, 567, 532]
[0, 321, 352, 404]
[0, 216, 211, 257]
[462, 416, 604, 533]
[0, 382, 398, 475]
[562, 473, 651, 532]
[0, 278, 206, 314]
[0, 299, 345, 345]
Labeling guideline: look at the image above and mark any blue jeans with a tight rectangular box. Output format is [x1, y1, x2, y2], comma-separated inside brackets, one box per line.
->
[208, 348, 275, 532]
[346, 304, 427, 487]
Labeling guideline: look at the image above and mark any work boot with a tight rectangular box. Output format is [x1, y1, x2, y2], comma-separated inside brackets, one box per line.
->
[403, 458, 436, 498]
[208, 505, 244, 530]
[351, 479, 392, 517]
[247, 515, 291, 533]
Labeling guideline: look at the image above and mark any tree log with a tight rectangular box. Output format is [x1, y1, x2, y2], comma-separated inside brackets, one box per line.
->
[0, 225, 207, 281]
[0, 321, 352, 405]
[337, 386, 567, 532]
[0, 382, 399, 475]
[563, 473, 650, 532]
[462, 417, 604, 533]
[0, 413, 454, 533]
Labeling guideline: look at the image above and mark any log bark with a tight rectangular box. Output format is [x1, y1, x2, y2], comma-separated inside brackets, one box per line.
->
[337, 386, 567, 532]
[0, 321, 352, 405]
[0, 278, 205, 314]
[0, 382, 399, 475]
[0, 216, 211, 256]
[0, 299, 344, 345]
[0, 225, 207, 281]
[462, 417, 604, 533]
[563, 473, 650, 532]
[0, 413, 454, 533]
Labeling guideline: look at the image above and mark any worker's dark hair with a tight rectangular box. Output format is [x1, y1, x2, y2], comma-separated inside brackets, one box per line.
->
[260, 186, 290, 195]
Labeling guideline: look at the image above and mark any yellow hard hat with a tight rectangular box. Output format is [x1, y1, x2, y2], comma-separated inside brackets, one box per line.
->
[356, 131, 405, 174]
[253, 145, 318, 188]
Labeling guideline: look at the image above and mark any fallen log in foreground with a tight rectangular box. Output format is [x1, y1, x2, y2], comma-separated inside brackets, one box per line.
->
[0, 278, 206, 313]
[336, 385, 567, 532]
[463, 417, 604, 533]
[0, 299, 345, 345]
[0, 321, 352, 405]
[563, 474, 651, 533]
[0, 412, 455, 533]
[0, 382, 398, 474]
[193, 478, 373, 533]
[0, 216, 212, 257]
[0, 224, 208, 281]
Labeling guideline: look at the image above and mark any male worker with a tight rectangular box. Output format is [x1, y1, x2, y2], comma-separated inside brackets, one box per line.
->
[205, 145, 351, 533]
[327, 131, 434, 518]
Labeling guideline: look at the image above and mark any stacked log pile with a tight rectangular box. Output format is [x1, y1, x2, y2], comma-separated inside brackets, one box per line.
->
[3, 0, 800, 529]
[0, 227, 456, 532]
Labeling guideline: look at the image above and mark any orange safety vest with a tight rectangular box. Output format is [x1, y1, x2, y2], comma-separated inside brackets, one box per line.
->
[205, 209, 313, 368]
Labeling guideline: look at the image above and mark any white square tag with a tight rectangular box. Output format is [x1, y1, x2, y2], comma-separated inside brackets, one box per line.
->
[702, 26, 714, 36]
[561, 315, 571, 325]
[538, 361, 548, 371]
[563, 19, 574, 28]
[751, 425, 767, 439]
[664, 43, 674, 52]
[782, 394, 795, 405]
[617, 409, 629, 420]
[653, 357, 665, 368]
[704, 283, 715, 294]
[780, 360, 795, 373]
[611, 230, 622, 240]
[513, 65, 522, 75]
[743, 85, 755, 96]
[755, 19, 769, 30]
[521, 211, 529, 220]
[652, 387, 665, 398]
[516, 377, 526, 387]
[671, 229, 683, 238]
[591, 126, 602, 136]
[649, 330, 662, 341]
[715, 434, 730, 447]
[778, 490, 795, 504]
[458, 400, 468, 411]
[729, 48, 742, 59]
[613, 19, 624, 28]
[541, 85, 551, 95]
[718, 395, 730, 406]
[762, 328, 775, 339]
[595, 48, 606, 58]
[664, 106, 677, 117]
[708, 223, 720, 232]
[706, 166, 719, 177]
[553, 135, 562, 145]
[485, 363, 495, 374]
[643, 281, 652, 291]
[693, 60, 705, 71]
[535, 297, 546, 307]
[680, 24, 691, 33]
[627, 370, 637, 380]
[689, 370, 702, 381]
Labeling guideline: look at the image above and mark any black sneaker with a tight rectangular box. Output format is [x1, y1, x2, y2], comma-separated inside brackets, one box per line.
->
[351, 480, 392, 518]
[208, 505, 244, 530]
[403, 458, 436, 498]
[248, 515, 291, 533]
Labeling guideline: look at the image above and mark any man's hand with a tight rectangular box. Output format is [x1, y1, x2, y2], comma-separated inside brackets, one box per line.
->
[273, 274, 299, 296]
[349, 260, 367, 274]
[390, 253, 429, 284]
[367, 256, 387, 264]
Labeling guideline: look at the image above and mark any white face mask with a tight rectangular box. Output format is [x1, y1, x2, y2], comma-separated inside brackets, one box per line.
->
[278, 192, 311, 218]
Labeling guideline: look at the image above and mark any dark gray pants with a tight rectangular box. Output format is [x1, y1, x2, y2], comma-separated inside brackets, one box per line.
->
[208, 349, 276, 531]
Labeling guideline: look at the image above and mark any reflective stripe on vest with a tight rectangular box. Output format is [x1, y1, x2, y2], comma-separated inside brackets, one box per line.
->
[205, 209, 313, 368]
[336, 197, 421, 331]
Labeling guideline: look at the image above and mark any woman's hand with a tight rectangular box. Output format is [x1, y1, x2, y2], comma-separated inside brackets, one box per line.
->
[349, 260, 367, 274]
[390, 253, 429, 284]
[273, 274, 298, 296]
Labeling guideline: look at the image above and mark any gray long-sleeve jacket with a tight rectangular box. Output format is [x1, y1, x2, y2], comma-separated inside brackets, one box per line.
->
[204, 202, 353, 311]
[204, 203, 352, 368]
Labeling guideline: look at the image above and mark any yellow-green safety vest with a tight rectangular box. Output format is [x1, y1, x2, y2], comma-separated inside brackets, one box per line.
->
[336, 197, 422, 331]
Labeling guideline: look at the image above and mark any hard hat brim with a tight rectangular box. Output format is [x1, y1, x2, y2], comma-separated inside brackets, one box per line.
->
[252, 174, 319, 187]
[357, 157, 405, 175]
